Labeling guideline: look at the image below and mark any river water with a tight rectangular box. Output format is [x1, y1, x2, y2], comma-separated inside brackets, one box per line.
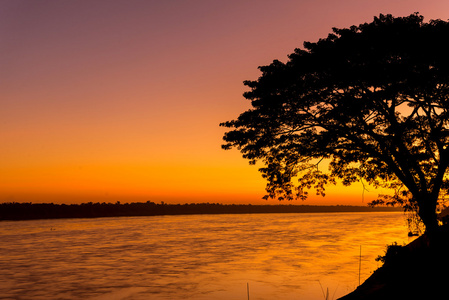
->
[0, 212, 413, 300]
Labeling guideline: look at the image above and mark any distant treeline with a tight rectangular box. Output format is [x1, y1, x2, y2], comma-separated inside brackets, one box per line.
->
[0, 201, 402, 221]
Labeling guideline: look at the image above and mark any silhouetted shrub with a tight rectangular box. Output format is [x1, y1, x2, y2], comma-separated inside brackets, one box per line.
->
[376, 242, 408, 264]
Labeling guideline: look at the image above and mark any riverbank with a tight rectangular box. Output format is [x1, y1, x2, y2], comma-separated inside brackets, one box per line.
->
[0, 201, 401, 221]
[339, 224, 449, 299]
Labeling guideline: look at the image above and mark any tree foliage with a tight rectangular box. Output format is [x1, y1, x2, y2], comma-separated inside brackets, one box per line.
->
[221, 13, 449, 231]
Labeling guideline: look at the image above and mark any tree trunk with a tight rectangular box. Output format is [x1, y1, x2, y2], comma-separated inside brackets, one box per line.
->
[417, 196, 439, 233]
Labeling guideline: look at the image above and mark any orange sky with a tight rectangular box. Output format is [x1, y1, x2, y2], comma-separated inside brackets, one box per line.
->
[1, 0, 448, 205]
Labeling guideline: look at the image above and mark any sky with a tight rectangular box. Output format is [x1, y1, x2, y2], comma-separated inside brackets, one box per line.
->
[1, 0, 449, 205]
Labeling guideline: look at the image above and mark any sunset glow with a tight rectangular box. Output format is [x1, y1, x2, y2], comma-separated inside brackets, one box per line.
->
[2, 0, 449, 205]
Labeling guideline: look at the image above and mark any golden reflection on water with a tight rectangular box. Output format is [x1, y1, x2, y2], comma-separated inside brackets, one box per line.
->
[0, 212, 412, 300]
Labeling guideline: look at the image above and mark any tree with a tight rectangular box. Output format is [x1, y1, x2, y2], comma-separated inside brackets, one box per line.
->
[221, 13, 449, 232]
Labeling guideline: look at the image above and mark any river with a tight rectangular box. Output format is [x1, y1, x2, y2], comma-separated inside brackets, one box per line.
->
[0, 212, 413, 299]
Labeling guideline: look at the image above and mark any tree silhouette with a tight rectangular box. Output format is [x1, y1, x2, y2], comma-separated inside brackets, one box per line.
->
[221, 13, 449, 232]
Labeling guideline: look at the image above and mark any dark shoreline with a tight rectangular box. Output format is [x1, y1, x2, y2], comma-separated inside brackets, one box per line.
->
[339, 224, 449, 300]
[0, 201, 402, 221]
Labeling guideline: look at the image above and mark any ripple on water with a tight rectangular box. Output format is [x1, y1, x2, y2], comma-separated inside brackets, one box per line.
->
[0, 212, 411, 300]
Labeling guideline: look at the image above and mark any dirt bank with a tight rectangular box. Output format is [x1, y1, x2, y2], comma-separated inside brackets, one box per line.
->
[339, 225, 449, 299]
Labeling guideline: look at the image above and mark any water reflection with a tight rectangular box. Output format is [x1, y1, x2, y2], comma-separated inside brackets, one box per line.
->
[0, 212, 412, 299]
